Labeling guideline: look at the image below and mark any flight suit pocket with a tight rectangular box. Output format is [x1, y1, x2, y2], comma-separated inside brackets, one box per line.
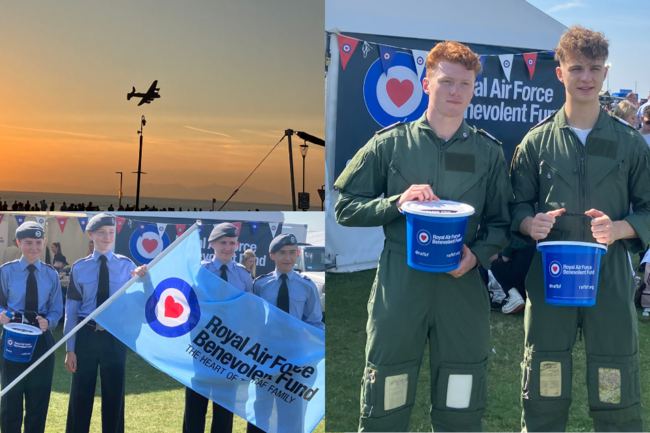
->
[450, 166, 488, 203]
[435, 359, 487, 412]
[586, 353, 639, 409]
[360, 359, 420, 419]
[521, 349, 572, 400]
[538, 160, 575, 209]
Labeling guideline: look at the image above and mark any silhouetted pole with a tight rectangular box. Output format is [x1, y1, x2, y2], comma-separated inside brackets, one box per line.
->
[285, 129, 297, 211]
[134, 115, 146, 211]
[115, 172, 123, 208]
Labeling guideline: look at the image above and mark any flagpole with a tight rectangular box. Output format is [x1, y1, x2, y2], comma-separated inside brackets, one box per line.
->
[0, 222, 202, 397]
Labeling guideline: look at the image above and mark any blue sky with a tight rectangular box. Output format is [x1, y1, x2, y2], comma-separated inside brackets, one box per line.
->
[526, 0, 650, 98]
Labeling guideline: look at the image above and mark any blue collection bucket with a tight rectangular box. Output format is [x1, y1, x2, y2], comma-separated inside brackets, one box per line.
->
[3, 322, 42, 363]
[402, 200, 475, 272]
[538, 241, 607, 307]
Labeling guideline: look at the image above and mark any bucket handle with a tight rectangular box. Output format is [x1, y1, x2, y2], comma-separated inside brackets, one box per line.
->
[535, 211, 595, 247]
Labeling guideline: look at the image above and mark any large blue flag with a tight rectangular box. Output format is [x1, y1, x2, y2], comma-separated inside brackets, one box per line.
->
[94, 226, 325, 433]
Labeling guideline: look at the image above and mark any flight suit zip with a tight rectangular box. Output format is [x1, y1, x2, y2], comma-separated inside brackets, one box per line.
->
[438, 142, 445, 197]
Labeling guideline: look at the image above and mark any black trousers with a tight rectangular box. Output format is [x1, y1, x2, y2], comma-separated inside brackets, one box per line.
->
[0, 330, 55, 433]
[66, 328, 127, 433]
[489, 245, 536, 299]
[182, 387, 234, 433]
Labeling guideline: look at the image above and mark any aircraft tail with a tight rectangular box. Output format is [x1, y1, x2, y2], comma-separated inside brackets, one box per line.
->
[127, 87, 135, 100]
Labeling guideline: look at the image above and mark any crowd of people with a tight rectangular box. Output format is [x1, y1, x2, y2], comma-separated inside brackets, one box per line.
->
[0, 199, 264, 212]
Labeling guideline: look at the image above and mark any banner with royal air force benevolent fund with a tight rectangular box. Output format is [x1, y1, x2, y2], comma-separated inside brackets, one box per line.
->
[94, 227, 325, 433]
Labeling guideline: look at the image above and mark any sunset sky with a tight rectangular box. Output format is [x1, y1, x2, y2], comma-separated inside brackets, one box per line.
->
[0, 0, 324, 205]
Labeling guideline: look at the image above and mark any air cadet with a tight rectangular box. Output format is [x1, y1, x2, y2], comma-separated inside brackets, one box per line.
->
[0, 222, 62, 433]
[510, 26, 650, 432]
[334, 41, 511, 432]
[183, 222, 253, 433]
[63, 213, 147, 433]
[247, 233, 324, 433]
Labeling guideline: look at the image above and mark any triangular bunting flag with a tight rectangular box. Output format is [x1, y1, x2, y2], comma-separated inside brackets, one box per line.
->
[77, 217, 88, 233]
[250, 222, 259, 234]
[36, 216, 46, 228]
[411, 49, 428, 80]
[232, 222, 242, 236]
[115, 217, 126, 234]
[269, 223, 279, 238]
[156, 223, 168, 237]
[523, 53, 538, 79]
[338, 35, 359, 70]
[175, 224, 186, 237]
[15, 215, 25, 227]
[138, 222, 147, 235]
[56, 217, 68, 233]
[0, 214, 4, 225]
[476, 55, 487, 81]
[498, 54, 514, 82]
[547, 50, 555, 57]
[378, 45, 397, 75]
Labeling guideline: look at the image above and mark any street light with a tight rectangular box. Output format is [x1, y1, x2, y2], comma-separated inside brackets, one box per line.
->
[133, 115, 147, 211]
[300, 142, 309, 193]
[115, 172, 123, 209]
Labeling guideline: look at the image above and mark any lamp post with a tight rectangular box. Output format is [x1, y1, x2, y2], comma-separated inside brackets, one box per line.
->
[133, 115, 147, 211]
[115, 172, 123, 209]
[299, 142, 309, 211]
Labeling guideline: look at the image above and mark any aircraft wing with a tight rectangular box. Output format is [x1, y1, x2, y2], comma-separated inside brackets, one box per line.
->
[138, 98, 153, 106]
[146, 80, 158, 94]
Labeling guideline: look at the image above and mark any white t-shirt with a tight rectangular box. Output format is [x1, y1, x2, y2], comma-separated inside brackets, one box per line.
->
[571, 127, 592, 145]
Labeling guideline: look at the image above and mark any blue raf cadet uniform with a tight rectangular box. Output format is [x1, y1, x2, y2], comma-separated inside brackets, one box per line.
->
[184, 223, 253, 433]
[0, 222, 62, 433]
[64, 214, 135, 433]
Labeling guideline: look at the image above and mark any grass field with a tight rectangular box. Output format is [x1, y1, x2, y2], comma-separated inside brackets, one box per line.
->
[4, 326, 325, 433]
[326, 268, 650, 432]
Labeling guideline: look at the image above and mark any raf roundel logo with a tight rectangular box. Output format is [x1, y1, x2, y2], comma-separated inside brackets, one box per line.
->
[290, 235, 296, 243]
[416, 56, 424, 65]
[342, 43, 351, 53]
[549, 261, 562, 277]
[35, 230, 42, 238]
[417, 229, 431, 245]
[383, 53, 390, 60]
[503, 60, 511, 68]
[528, 58, 534, 66]
[145, 277, 200, 338]
[7, 339, 13, 346]
[364, 52, 428, 127]
[59, 220, 64, 226]
[129, 224, 171, 265]
[547, 173, 551, 179]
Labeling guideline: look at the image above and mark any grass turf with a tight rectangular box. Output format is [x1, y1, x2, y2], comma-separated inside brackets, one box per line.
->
[3, 326, 325, 433]
[326, 267, 650, 432]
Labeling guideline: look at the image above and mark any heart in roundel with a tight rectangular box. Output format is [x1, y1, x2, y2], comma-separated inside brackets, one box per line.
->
[386, 78, 414, 108]
[142, 238, 159, 254]
[164, 296, 183, 319]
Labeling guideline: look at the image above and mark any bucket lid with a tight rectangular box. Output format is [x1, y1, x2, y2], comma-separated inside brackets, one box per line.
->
[401, 200, 475, 218]
[3, 323, 42, 336]
[538, 241, 607, 252]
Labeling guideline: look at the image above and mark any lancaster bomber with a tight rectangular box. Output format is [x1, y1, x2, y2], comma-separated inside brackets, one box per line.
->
[127, 80, 160, 106]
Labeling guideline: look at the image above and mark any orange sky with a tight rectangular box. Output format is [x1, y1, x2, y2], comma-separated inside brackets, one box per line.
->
[0, 0, 324, 206]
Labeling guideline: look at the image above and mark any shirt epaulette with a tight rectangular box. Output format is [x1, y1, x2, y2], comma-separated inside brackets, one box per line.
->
[375, 121, 405, 135]
[235, 262, 247, 270]
[530, 109, 559, 131]
[253, 272, 272, 284]
[0, 261, 17, 272]
[477, 129, 502, 145]
[297, 273, 312, 282]
[43, 263, 58, 273]
[113, 254, 132, 261]
[72, 256, 92, 267]
[612, 114, 637, 130]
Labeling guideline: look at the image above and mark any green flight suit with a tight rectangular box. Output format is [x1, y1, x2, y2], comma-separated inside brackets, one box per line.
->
[335, 112, 511, 432]
[510, 107, 650, 432]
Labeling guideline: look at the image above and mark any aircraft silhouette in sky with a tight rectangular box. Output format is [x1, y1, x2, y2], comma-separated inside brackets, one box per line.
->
[127, 80, 160, 106]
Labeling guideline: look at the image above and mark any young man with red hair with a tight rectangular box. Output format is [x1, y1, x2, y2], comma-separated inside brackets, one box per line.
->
[335, 41, 511, 431]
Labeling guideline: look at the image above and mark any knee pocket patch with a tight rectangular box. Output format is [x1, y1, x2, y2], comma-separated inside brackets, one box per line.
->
[360, 359, 420, 418]
[521, 349, 572, 401]
[587, 353, 640, 409]
[433, 359, 487, 412]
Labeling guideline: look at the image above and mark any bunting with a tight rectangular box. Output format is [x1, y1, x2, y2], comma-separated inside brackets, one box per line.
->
[498, 54, 514, 82]
[378, 45, 397, 75]
[156, 223, 168, 237]
[411, 49, 428, 80]
[269, 223, 279, 238]
[523, 53, 538, 80]
[56, 217, 67, 233]
[175, 224, 186, 237]
[35, 216, 46, 228]
[15, 215, 25, 227]
[477, 55, 487, 81]
[77, 217, 88, 233]
[338, 35, 359, 70]
[250, 222, 259, 234]
[0, 215, 3, 225]
[116, 217, 126, 234]
[138, 221, 147, 235]
[232, 222, 242, 236]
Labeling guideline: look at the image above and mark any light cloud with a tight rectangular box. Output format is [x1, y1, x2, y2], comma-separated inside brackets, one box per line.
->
[239, 129, 285, 139]
[183, 126, 232, 138]
[0, 125, 109, 139]
[546, 1, 584, 13]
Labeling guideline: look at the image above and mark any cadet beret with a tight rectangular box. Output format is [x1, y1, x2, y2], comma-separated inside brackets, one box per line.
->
[87, 213, 116, 232]
[269, 233, 297, 254]
[209, 223, 239, 243]
[15, 222, 45, 240]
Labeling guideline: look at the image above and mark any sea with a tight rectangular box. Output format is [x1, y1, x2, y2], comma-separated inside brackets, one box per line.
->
[0, 191, 296, 212]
